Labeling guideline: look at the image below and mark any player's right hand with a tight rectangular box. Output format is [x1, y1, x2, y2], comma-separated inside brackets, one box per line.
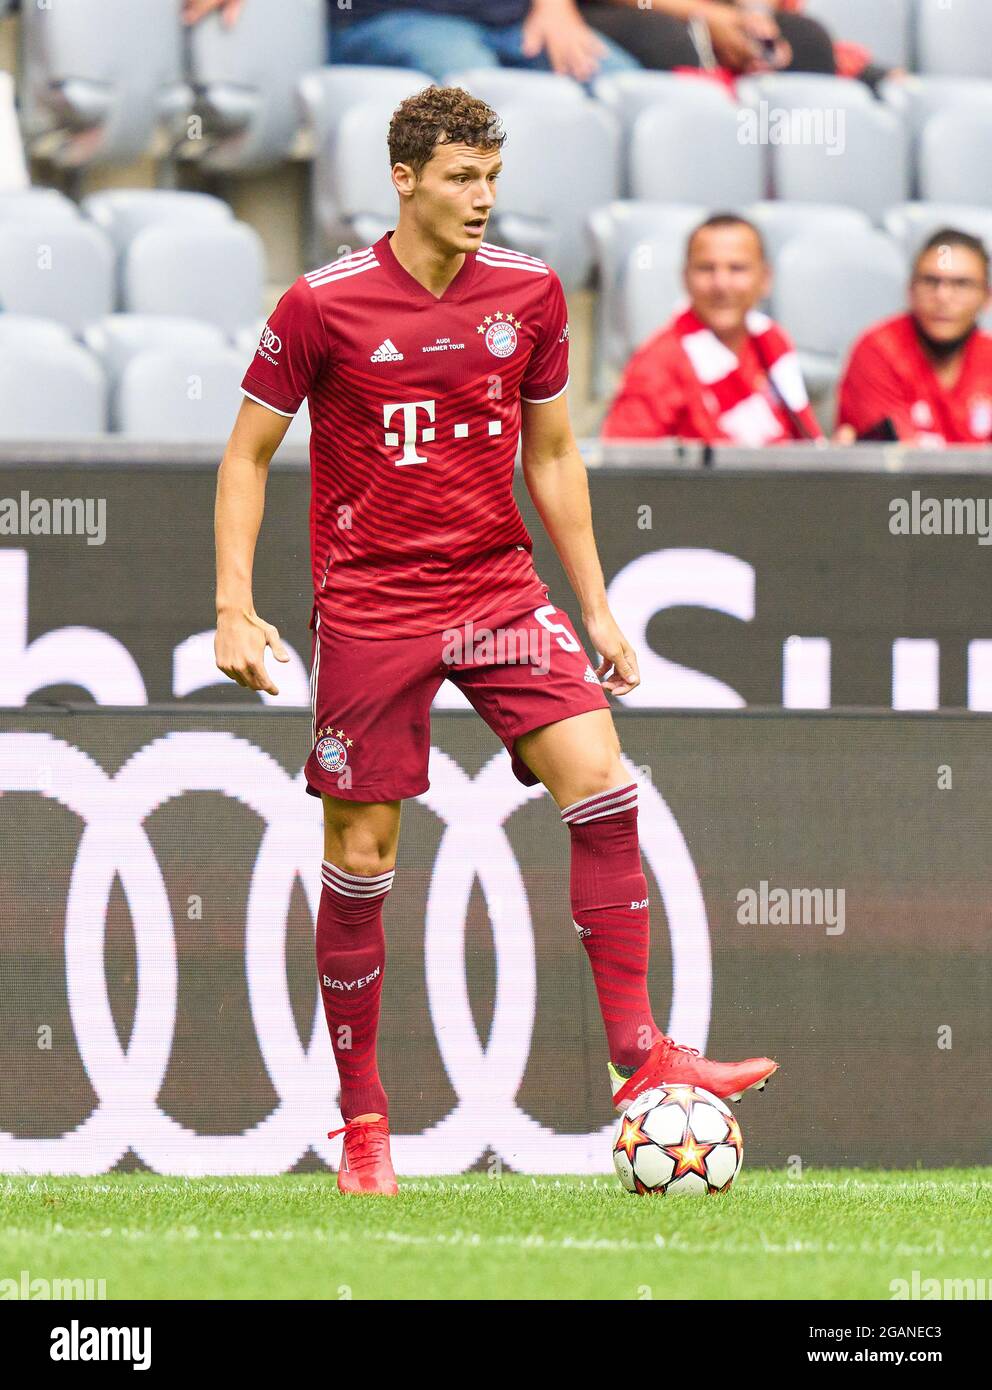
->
[215, 609, 290, 696]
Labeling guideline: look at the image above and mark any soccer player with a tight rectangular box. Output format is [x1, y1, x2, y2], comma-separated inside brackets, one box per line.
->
[214, 86, 776, 1195]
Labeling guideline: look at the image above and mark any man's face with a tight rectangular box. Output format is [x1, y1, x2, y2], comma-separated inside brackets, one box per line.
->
[395, 140, 502, 253]
[910, 245, 990, 344]
[684, 225, 770, 338]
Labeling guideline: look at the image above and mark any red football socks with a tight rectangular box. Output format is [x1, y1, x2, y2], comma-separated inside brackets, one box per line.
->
[316, 859, 393, 1121]
[561, 782, 661, 1071]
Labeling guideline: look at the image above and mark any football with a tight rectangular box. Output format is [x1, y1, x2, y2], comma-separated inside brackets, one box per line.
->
[613, 1084, 744, 1196]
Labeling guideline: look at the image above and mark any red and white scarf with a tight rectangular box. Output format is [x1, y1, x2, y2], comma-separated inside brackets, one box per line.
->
[674, 307, 821, 445]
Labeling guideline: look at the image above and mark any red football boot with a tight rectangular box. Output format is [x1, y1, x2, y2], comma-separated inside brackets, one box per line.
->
[328, 1113, 398, 1196]
[610, 1037, 778, 1112]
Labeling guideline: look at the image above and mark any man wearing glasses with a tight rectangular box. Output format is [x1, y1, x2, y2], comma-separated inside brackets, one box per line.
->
[837, 228, 992, 447]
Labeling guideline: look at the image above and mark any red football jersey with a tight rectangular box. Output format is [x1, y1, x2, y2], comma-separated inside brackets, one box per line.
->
[837, 314, 992, 446]
[241, 230, 570, 638]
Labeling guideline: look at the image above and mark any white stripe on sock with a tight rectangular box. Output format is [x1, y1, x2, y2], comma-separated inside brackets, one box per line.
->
[561, 782, 638, 824]
[321, 861, 395, 899]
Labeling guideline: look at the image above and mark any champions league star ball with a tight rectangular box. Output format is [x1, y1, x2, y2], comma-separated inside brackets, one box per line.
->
[613, 1084, 744, 1196]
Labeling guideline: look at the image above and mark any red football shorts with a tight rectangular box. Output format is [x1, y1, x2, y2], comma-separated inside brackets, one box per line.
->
[305, 594, 611, 802]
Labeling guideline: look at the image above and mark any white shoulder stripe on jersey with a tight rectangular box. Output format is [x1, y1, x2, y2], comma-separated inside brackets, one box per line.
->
[241, 387, 296, 418]
[479, 240, 547, 265]
[307, 257, 381, 288]
[477, 253, 549, 276]
[478, 242, 549, 271]
[521, 374, 570, 405]
[305, 247, 376, 281]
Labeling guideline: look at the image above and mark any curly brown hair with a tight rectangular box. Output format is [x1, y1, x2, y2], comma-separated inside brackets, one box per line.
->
[387, 85, 506, 176]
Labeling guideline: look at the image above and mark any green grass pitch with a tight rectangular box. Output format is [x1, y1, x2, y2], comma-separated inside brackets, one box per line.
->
[2, 1170, 989, 1300]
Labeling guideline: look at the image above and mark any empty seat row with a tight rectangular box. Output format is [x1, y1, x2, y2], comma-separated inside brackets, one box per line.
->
[19, 0, 322, 171]
[0, 212, 264, 334]
[13, 0, 992, 174]
[0, 325, 310, 443]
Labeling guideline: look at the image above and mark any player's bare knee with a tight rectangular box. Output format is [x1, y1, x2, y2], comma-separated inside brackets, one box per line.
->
[321, 795, 399, 875]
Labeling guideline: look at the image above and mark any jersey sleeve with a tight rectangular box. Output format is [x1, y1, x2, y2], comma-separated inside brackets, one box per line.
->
[836, 331, 918, 442]
[241, 277, 328, 417]
[519, 269, 570, 404]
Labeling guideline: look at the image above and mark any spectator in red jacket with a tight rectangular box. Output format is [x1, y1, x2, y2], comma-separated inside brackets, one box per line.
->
[602, 214, 822, 445]
[837, 229, 992, 447]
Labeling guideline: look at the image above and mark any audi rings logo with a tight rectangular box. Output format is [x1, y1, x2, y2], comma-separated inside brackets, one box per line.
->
[259, 327, 281, 354]
[0, 731, 710, 1176]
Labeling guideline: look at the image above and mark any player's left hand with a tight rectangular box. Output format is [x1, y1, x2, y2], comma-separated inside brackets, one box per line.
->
[584, 609, 640, 698]
[520, 0, 609, 84]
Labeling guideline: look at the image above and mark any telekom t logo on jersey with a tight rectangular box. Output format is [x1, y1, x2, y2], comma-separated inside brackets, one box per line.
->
[383, 399, 502, 466]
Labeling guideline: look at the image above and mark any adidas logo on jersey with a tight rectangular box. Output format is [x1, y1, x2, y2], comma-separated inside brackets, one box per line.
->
[371, 338, 404, 362]
[583, 664, 600, 684]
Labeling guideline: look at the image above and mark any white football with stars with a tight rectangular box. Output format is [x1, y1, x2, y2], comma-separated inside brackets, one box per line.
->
[613, 1084, 744, 1196]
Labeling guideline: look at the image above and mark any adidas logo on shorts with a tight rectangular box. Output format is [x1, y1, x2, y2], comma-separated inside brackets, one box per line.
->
[583, 664, 600, 684]
[371, 338, 404, 362]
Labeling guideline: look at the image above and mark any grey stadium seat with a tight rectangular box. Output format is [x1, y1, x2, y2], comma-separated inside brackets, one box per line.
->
[186, 0, 325, 171]
[0, 69, 26, 193]
[920, 112, 992, 209]
[740, 72, 874, 112]
[746, 202, 873, 264]
[300, 68, 432, 253]
[917, 0, 992, 79]
[83, 315, 229, 429]
[630, 103, 766, 208]
[805, 0, 913, 71]
[116, 348, 245, 441]
[442, 68, 586, 107]
[318, 100, 401, 251]
[20, 0, 190, 167]
[592, 71, 735, 194]
[0, 342, 106, 439]
[483, 100, 620, 288]
[0, 314, 73, 350]
[884, 203, 992, 258]
[123, 223, 265, 336]
[773, 230, 906, 388]
[235, 319, 267, 358]
[617, 236, 684, 363]
[299, 65, 431, 145]
[0, 188, 80, 225]
[588, 201, 704, 391]
[593, 70, 736, 122]
[769, 101, 909, 223]
[0, 222, 114, 332]
[81, 190, 232, 254]
[880, 76, 992, 140]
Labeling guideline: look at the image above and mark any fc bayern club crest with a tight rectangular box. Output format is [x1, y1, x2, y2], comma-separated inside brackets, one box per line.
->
[314, 725, 350, 773]
[477, 310, 521, 359]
